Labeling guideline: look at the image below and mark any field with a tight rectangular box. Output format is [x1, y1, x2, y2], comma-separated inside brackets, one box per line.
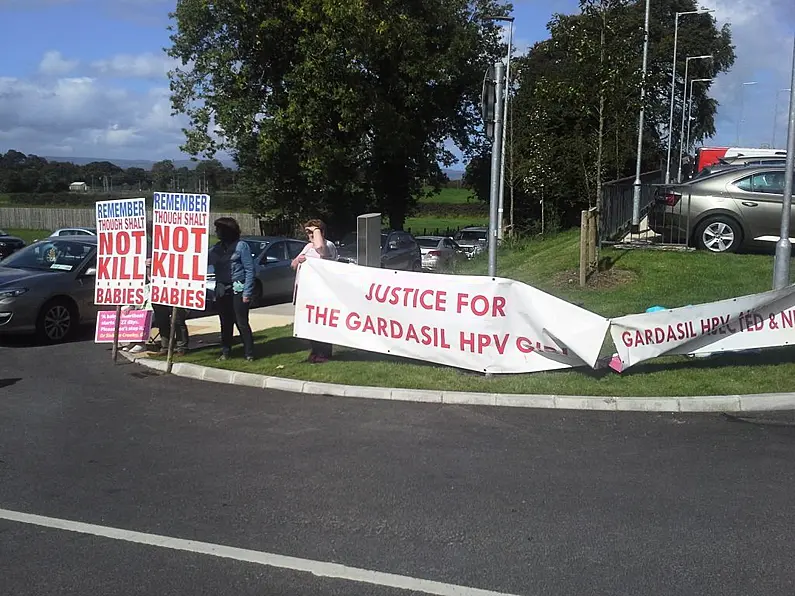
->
[4, 228, 50, 244]
[173, 230, 795, 397]
[419, 187, 475, 204]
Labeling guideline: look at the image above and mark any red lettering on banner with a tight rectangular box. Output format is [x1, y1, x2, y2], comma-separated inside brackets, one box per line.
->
[150, 253, 205, 281]
[99, 231, 112, 255]
[364, 283, 448, 311]
[782, 309, 794, 328]
[95, 287, 144, 305]
[98, 256, 111, 279]
[305, 305, 340, 328]
[456, 293, 507, 317]
[150, 285, 205, 310]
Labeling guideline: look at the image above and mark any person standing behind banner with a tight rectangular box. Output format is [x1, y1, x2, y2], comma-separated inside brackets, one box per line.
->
[291, 219, 337, 363]
[209, 217, 256, 361]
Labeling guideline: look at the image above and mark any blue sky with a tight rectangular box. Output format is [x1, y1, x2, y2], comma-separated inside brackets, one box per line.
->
[0, 0, 793, 166]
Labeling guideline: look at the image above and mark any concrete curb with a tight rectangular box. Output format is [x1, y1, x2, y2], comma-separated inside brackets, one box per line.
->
[120, 352, 795, 413]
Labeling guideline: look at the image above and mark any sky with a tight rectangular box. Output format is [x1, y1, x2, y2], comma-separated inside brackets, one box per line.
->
[0, 0, 793, 167]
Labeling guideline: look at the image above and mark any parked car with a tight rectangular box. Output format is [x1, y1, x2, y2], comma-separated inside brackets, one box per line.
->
[206, 235, 306, 307]
[0, 229, 26, 260]
[453, 226, 488, 258]
[49, 227, 97, 237]
[692, 155, 788, 180]
[0, 237, 99, 343]
[649, 165, 793, 253]
[337, 230, 422, 271]
[416, 236, 464, 272]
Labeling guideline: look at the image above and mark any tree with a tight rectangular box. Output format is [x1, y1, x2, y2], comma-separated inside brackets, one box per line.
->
[509, 0, 734, 230]
[151, 160, 176, 191]
[167, 0, 507, 233]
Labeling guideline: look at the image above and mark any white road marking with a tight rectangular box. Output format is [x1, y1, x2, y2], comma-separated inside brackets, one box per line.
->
[0, 508, 522, 596]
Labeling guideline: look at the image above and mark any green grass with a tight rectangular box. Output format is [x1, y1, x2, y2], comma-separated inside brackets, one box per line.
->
[3, 228, 51, 244]
[404, 216, 488, 235]
[419, 187, 474, 204]
[171, 230, 795, 397]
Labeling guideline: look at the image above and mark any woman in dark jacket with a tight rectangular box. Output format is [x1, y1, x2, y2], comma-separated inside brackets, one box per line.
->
[208, 217, 256, 361]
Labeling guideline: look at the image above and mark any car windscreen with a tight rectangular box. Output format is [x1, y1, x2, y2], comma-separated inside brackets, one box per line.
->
[454, 231, 487, 242]
[417, 238, 441, 248]
[1, 239, 93, 272]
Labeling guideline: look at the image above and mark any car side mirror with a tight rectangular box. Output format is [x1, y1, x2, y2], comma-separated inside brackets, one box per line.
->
[84, 267, 97, 277]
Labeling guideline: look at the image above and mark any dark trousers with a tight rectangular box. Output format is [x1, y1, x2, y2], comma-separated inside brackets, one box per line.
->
[153, 305, 189, 350]
[310, 340, 333, 359]
[217, 292, 254, 358]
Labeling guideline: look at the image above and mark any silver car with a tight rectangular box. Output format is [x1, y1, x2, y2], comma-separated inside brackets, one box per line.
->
[0, 237, 98, 343]
[453, 226, 488, 258]
[49, 227, 97, 237]
[416, 236, 464, 271]
[649, 165, 793, 253]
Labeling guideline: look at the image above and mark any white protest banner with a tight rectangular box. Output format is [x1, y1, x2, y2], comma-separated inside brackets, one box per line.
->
[610, 285, 795, 370]
[150, 192, 210, 310]
[94, 197, 147, 306]
[294, 259, 609, 374]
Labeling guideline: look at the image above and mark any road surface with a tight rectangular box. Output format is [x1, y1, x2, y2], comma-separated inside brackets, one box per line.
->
[2, 333, 795, 595]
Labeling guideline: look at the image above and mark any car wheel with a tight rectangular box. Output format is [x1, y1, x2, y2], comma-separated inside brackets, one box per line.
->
[36, 298, 77, 344]
[695, 216, 742, 253]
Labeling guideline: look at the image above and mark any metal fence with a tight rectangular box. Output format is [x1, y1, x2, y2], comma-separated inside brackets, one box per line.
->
[599, 169, 690, 247]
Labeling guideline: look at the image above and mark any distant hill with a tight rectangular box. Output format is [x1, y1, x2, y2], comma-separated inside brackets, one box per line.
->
[42, 155, 464, 179]
[42, 156, 237, 170]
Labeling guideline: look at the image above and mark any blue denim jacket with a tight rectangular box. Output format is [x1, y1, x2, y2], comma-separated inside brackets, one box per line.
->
[209, 240, 255, 299]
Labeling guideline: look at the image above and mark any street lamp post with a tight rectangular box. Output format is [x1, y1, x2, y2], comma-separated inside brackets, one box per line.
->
[772, 40, 795, 290]
[677, 54, 712, 182]
[773, 87, 792, 148]
[484, 15, 515, 241]
[665, 8, 714, 185]
[736, 81, 758, 146]
[685, 78, 713, 158]
[630, 0, 651, 231]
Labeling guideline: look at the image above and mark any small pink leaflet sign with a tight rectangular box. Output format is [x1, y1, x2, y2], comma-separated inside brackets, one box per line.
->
[94, 310, 153, 343]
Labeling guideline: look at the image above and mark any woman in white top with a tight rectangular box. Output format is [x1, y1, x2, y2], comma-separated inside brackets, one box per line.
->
[291, 218, 337, 363]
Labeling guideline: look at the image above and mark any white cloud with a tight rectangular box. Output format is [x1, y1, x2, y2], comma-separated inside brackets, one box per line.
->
[700, 0, 794, 148]
[91, 52, 179, 79]
[0, 75, 190, 159]
[38, 50, 78, 75]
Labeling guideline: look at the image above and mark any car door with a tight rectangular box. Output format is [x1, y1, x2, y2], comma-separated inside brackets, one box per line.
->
[728, 170, 790, 241]
[260, 241, 293, 299]
[72, 246, 98, 322]
[381, 233, 402, 270]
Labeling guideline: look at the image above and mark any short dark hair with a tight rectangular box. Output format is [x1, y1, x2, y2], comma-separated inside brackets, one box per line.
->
[303, 218, 327, 235]
[215, 217, 241, 242]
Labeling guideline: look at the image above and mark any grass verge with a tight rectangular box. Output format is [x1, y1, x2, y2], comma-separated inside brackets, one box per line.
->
[419, 187, 473, 204]
[171, 230, 795, 397]
[404, 216, 487, 235]
[4, 228, 51, 244]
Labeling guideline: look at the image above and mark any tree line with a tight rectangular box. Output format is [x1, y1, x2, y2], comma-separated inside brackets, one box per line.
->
[167, 0, 734, 236]
[0, 150, 238, 195]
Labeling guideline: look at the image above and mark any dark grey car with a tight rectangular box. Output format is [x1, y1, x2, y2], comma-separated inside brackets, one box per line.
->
[649, 165, 794, 253]
[337, 230, 422, 271]
[206, 235, 306, 307]
[0, 229, 25, 260]
[0, 237, 98, 342]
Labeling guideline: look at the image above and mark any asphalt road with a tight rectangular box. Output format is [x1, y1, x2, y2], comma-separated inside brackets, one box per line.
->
[2, 332, 795, 595]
